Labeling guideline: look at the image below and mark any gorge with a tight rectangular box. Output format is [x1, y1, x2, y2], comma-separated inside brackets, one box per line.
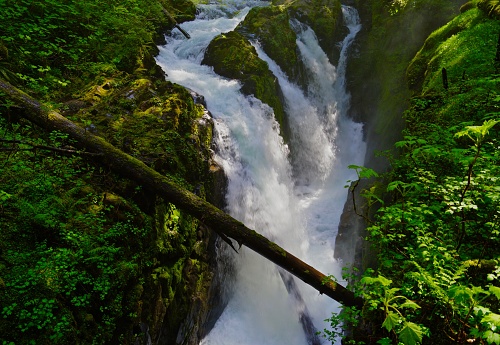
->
[1, 0, 499, 344]
[156, 1, 365, 344]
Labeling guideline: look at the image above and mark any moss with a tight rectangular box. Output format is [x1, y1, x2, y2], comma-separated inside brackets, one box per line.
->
[73, 73, 212, 188]
[237, 6, 299, 80]
[202, 30, 288, 139]
[162, 0, 197, 23]
[408, 9, 499, 94]
[407, 8, 490, 92]
[269, 241, 287, 257]
[277, 0, 343, 58]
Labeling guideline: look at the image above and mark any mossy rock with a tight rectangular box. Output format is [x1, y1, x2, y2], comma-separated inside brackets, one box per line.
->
[202, 30, 288, 139]
[75, 75, 213, 187]
[406, 8, 482, 92]
[237, 5, 300, 81]
[276, 0, 344, 60]
[64, 72, 221, 344]
[407, 8, 498, 94]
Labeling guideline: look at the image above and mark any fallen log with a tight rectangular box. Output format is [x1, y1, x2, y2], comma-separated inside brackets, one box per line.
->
[0, 78, 363, 309]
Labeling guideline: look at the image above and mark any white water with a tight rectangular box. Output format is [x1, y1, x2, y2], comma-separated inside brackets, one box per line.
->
[155, 2, 365, 344]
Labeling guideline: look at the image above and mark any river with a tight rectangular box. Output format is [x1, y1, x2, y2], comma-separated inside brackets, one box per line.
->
[155, 2, 365, 344]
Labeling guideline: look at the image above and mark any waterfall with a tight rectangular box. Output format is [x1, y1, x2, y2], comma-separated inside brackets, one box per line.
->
[155, 2, 366, 344]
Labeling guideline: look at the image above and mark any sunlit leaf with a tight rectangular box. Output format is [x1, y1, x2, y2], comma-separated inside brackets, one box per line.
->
[399, 322, 424, 345]
[489, 285, 500, 300]
[483, 330, 500, 344]
[400, 300, 420, 310]
[382, 311, 400, 332]
[482, 313, 500, 327]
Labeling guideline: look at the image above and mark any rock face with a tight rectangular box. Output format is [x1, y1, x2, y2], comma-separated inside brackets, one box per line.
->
[237, 5, 302, 82]
[72, 71, 228, 344]
[346, 0, 464, 172]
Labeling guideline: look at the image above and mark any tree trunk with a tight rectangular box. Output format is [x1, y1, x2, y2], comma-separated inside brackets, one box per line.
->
[0, 78, 363, 309]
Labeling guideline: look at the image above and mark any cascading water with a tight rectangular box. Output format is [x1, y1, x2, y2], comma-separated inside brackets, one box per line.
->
[155, 2, 366, 344]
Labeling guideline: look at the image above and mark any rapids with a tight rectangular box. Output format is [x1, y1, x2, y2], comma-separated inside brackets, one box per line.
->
[155, 2, 366, 344]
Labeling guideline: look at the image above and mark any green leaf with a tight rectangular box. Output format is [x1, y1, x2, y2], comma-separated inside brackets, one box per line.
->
[489, 285, 500, 300]
[448, 285, 473, 305]
[377, 338, 392, 345]
[387, 180, 403, 192]
[398, 322, 424, 345]
[382, 311, 400, 332]
[348, 165, 379, 179]
[483, 330, 500, 344]
[400, 300, 421, 310]
[482, 313, 500, 327]
[455, 119, 500, 144]
[361, 275, 392, 287]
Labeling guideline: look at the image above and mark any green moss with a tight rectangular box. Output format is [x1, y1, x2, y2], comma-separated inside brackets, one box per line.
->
[278, 0, 343, 56]
[269, 242, 287, 257]
[202, 30, 288, 139]
[74, 74, 212, 187]
[161, 0, 197, 23]
[238, 6, 299, 80]
[408, 9, 499, 94]
[403, 5, 500, 136]
[407, 8, 491, 92]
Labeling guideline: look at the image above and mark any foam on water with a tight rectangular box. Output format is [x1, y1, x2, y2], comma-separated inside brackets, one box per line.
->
[156, 3, 365, 344]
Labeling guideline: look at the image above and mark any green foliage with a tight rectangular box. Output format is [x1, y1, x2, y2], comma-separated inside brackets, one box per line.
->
[337, 117, 500, 344]
[454, 119, 500, 146]
[0, 1, 213, 344]
[0, 0, 182, 98]
[361, 273, 428, 345]
[0, 118, 156, 343]
[335, 12, 500, 341]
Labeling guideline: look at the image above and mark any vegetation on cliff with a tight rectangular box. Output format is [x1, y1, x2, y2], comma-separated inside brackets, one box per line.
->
[347, 0, 464, 170]
[0, 0, 219, 343]
[333, 1, 500, 344]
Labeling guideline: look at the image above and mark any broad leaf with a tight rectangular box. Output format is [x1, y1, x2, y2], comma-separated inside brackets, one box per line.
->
[361, 275, 392, 287]
[482, 312, 500, 327]
[448, 285, 473, 305]
[399, 322, 424, 345]
[382, 311, 400, 332]
[483, 330, 500, 345]
[490, 285, 500, 300]
[400, 300, 421, 310]
[348, 165, 379, 179]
